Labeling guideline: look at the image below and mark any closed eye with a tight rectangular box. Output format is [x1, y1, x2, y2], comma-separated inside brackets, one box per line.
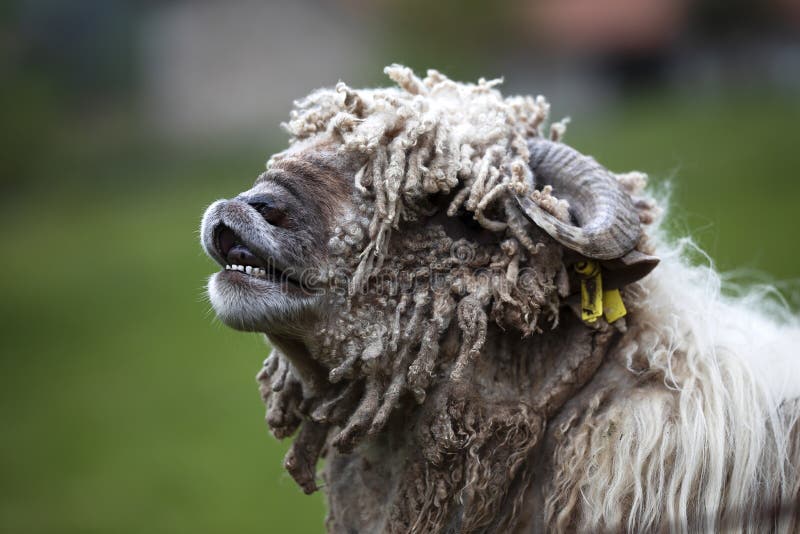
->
[250, 201, 289, 228]
[239, 192, 291, 228]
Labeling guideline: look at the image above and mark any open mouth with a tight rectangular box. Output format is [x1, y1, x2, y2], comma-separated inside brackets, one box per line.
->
[214, 224, 297, 285]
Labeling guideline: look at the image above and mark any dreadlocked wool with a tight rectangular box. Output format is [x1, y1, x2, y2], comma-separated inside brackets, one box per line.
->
[279, 64, 572, 279]
[264, 65, 580, 448]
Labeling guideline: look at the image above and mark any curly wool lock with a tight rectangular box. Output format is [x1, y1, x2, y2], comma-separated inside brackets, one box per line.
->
[280, 64, 580, 336]
[278, 64, 573, 266]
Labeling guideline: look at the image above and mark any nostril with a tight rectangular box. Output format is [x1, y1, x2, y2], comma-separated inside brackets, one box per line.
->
[249, 201, 289, 227]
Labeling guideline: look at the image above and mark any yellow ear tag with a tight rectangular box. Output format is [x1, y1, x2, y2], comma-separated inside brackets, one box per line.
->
[602, 288, 627, 323]
[574, 261, 628, 324]
[575, 261, 603, 323]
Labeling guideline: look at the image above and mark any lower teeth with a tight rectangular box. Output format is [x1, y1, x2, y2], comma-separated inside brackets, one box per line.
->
[225, 264, 266, 278]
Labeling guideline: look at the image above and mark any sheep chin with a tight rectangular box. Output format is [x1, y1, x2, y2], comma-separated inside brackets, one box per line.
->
[207, 271, 316, 334]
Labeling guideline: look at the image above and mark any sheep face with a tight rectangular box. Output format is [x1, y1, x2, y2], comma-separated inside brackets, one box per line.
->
[200, 140, 360, 335]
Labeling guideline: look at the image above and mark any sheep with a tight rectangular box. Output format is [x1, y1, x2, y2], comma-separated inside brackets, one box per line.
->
[200, 64, 800, 533]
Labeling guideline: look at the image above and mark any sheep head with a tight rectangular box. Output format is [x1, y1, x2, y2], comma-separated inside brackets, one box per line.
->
[201, 140, 361, 336]
[200, 65, 659, 528]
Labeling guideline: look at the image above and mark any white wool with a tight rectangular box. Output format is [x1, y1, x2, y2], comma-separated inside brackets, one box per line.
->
[549, 226, 800, 532]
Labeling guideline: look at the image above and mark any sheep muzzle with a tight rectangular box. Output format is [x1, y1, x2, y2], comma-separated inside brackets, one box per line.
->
[200, 183, 327, 333]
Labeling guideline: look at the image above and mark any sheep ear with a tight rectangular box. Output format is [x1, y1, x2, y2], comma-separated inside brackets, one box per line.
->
[601, 249, 660, 289]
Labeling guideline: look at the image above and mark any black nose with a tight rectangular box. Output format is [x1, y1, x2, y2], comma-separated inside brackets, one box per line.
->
[244, 195, 289, 227]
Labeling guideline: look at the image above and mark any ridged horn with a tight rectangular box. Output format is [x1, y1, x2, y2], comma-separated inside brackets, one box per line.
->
[515, 138, 642, 260]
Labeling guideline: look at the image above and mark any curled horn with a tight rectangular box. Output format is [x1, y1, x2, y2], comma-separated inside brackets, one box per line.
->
[515, 138, 642, 260]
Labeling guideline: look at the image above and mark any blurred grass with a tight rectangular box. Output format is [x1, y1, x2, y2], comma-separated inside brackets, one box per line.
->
[1, 90, 798, 533]
[570, 90, 800, 283]
[0, 167, 326, 533]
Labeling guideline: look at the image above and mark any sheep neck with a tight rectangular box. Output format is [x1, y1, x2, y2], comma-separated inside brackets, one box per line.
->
[322, 312, 619, 533]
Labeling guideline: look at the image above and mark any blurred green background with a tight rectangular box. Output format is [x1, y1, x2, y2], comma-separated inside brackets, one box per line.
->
[1, 1, 798, 532]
